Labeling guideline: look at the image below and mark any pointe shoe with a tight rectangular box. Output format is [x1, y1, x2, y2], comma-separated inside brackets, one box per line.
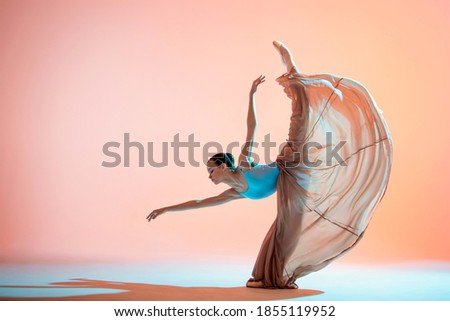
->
[285, 283, 299, 289]
[246, 278, 265, 288]
[272, 40, 289, 56]
[272, 40, 299, 75]
[273, 40, 283, 49]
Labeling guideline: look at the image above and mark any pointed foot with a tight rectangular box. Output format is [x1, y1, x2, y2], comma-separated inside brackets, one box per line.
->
[272, 40, 298, 74]
[246, 278, 266, 288]
[273, 40, 283, 49]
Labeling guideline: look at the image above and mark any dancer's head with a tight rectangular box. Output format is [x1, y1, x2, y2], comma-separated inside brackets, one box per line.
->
[206, 153, 235, 184]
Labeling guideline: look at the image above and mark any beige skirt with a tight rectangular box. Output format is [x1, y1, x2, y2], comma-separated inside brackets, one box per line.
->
[251, 72, 393, 288]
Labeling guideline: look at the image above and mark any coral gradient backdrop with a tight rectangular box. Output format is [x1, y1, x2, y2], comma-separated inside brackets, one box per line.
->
[1, 0, 449, 264]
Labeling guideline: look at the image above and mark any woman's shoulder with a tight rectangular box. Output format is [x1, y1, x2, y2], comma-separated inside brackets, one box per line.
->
[235, 162, 258, 173]
[236, 162, 278, 174]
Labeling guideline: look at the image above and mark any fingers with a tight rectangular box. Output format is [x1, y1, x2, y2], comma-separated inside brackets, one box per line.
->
[146, 210, 158, 222]
[254, 75, 266, 84]
[250, 75, 266, 94]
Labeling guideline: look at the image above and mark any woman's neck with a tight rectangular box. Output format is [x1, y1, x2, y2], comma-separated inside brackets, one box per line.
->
[222, 170, 247, 192]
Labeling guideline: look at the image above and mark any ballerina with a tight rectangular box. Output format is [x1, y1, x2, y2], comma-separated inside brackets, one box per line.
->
[147, 41, 393, 289]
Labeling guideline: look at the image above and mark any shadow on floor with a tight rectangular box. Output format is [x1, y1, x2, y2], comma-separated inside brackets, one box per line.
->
[0, 278, 324, 301]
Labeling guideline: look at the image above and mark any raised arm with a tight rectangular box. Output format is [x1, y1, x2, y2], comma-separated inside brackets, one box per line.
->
[238, 75, 265, 169]
[146, 188, 243, 222]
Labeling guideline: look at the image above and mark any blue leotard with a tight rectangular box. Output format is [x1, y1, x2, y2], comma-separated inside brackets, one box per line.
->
[237, 162, 279, 200]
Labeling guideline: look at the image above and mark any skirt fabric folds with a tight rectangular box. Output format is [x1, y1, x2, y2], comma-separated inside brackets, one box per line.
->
[251, 72, 393, 288]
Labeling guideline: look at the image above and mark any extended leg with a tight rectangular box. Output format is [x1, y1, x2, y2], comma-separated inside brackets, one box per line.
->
[272, 42, 309, 155]
[273, 41, 300, 74]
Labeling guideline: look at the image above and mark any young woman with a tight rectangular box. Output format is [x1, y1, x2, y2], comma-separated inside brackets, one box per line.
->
[147, 41, 393, 289]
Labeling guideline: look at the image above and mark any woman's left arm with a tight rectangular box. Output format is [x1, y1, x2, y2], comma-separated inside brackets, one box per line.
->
[146, 188, 244, 222]
[238, 75, 265, 168]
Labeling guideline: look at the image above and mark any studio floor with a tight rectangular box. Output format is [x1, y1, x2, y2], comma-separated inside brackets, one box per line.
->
[0, 261, 449, 301]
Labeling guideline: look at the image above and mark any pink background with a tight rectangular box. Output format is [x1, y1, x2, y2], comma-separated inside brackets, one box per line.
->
[1, 0, 449, 265]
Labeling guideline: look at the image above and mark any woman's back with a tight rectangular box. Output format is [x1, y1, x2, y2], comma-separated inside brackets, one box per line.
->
[237, 162, 279, 200]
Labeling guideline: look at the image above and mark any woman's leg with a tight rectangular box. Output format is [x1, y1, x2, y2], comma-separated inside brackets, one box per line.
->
[273, 41, 300, 74]
[272, 42, 309, 156]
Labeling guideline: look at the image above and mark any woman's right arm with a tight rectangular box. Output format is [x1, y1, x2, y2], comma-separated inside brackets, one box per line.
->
[146, 188, 244, 222]
[238, 75, 264, 169]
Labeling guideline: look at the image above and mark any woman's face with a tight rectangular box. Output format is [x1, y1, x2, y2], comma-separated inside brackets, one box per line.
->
[206, 161, 225, 184]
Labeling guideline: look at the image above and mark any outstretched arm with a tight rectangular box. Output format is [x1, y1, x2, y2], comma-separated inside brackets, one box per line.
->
[146, 188, 243, 222]
[238, 75, 265, 168]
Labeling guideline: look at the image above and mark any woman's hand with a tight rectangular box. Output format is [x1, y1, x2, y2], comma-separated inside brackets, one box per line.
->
[250, 75, 265, 94]
[146, 208, 167, 222]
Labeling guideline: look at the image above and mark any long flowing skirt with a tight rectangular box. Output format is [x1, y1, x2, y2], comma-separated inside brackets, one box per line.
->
[251, 72, 393, 288]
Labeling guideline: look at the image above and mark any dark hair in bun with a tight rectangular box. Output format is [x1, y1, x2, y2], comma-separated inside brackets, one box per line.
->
[208, 153, 235, 170]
